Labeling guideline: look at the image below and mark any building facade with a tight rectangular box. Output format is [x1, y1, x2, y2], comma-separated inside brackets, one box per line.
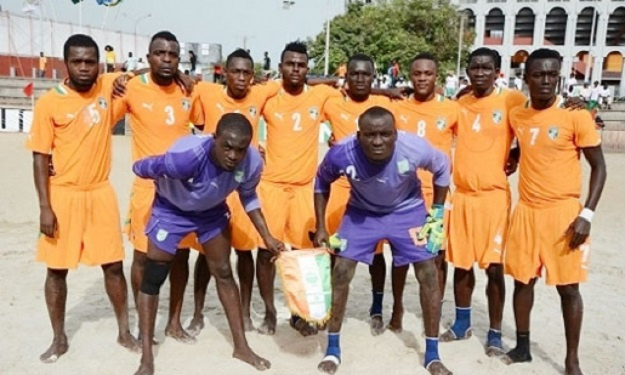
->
[455, 0, 625, 94]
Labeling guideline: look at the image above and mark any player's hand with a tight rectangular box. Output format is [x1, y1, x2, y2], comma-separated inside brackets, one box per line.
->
[258, 144, 266, 163]
[504, 155, 518, 176]
[112, 74, 132, 98]
[387, 88, 406, 100]
[312, 229, 330, 249]
[40, 206, 57, 238]
[175, 70, 195, 95]
[48, 156, 56, 176]
[456, 85, 472, 100]
[566, 216, 591, 249]
[417, 204, 445, 254]
[327, 133, 337, 148]
[264, 236, 286, 257]
[563, 96, 586, 111]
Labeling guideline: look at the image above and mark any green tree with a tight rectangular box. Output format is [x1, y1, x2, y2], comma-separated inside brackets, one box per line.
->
[307, 0, 474, 81]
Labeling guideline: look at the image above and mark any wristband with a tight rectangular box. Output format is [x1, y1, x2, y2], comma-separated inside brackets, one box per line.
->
[579, 208, 594, 223]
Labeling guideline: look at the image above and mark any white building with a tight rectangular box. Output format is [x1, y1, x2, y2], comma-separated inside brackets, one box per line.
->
[454, 0, 625, 95]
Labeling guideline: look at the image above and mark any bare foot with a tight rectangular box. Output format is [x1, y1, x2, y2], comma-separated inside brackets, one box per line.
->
[133, 361, 154, 375]
[233, 348, 271, 371]
[370, 315, 385, 336]
[426, 361, 453, 375]
[118, 331, 141, 353]
[439, 328, 471, 343]
[318, 356, 340, 374]
[565, 362, 584, 375]
[243, 316, 255, 332]
[257, 312, 276, 336]
[290, 316, 318, 337]
[501, 347, 532, 365]
[165, 324, 196, 344]
[186, 314, 205, 337]
[40, 335, 69, 363]
[387, 308, 403, 333]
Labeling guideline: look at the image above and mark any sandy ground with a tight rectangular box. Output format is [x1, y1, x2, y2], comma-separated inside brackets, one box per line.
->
[1, 132, 624, 375]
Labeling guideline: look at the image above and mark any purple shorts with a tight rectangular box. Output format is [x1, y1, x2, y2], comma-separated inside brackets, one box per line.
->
[146, 196, 230, 255]
[337, 205, 434, 267]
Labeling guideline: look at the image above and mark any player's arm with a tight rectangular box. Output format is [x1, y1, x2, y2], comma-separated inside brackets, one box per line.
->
[33, 152, 56, 237]
[371, 87, 409, 100]
[133, 140, 202, 180]
[505, 145, 520, 176]
[239, 162, 285, 256]
[308, 77, 339, 87]
[312, 149, 342, 247]
[567, 145, 607, 249]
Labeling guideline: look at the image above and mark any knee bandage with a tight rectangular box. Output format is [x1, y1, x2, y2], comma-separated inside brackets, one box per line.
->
[140, 258, 171, 296]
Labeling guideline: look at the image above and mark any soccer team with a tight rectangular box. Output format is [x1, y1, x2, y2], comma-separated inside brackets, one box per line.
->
[27, 30, 607, 375]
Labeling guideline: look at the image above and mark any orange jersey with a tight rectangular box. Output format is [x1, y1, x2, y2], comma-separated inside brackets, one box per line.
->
[123, 73, 204, 163]
[395, 94, 459, 159]
[454, 87, 526, 193]
[323, 94, 394, 142]
[26, 73, 125, 187]
[510, 98, 601, 207]
[196, 80, 281, 146]
[262, 84, 341, 185]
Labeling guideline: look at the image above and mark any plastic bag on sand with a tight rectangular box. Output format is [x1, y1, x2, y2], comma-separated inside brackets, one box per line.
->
[276, 248, 332, 325]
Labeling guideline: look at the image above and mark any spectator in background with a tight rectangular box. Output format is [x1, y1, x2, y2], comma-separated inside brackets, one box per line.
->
[588, 81, 602, 111]
[389, 60, 400, 88]
[444, 72, 458, 98]
[495, 72, 507, 88]
[136, 57, 147, 70]
[124, 52, 138, 72]
[104, 45, 116, 72]
[189, 50, 197, 73]
[580, 82, 591, 103]
[38, 51, 47, 78]
[263, 51, 271, 71]
[514, 72, 523, 91]
[566, 73, 577, 92]
[336, 62, 347, 86]
[213, 64, 223, 83]
[600, 84, 612, 110]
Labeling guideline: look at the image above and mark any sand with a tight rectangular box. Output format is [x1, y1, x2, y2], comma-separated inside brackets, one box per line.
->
[1, 132, 623, 375]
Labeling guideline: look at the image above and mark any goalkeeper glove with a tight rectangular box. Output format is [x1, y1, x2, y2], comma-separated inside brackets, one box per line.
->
[417, 204, 445, 254]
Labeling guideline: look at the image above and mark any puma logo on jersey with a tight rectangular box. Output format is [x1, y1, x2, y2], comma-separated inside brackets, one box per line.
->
[400, 115, 409, 123]
[376, 177, 388, 184]
[340, 113, 349, 121]
[66, 113, 75, 119]
[142, 102, 154, 111]
[216, 103, 225, 113]
[274, 113, 284, 120]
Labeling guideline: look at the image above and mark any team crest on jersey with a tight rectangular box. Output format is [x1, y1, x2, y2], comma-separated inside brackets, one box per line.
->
[181, 99, 191, 111]
[397, 159, 410, 174]
[492, 110, 503, 124]
[548, 126, 559, 140]
[249, 106, 257, 118]
[436, 117, 447, 130]
[97, 97, 108, 109]
[309, 107, 319, 120]
[234, 169, 245, 183]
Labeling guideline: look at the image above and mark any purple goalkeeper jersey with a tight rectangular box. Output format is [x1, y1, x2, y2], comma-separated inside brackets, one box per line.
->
[133, 134, 263, 213]
[315, 131, 450, 214]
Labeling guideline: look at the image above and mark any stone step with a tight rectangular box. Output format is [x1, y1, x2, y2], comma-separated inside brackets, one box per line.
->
[602, 121, 625, 131]
[601, 130, 625, 152]
[597, 110, 625, 121]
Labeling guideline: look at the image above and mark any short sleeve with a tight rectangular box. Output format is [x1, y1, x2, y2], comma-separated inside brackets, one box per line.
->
[573, 111, 601, 148]
[25, 96, 54, 154]
[255, 80, 282, 101]
[506, 90, 527, 112]
[190, 92, 205, 125]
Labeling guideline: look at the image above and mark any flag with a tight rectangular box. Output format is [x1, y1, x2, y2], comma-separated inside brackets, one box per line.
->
[22, 0, 41, 13]
[276, 248, 332, 324]
[23, 82, 34, 97]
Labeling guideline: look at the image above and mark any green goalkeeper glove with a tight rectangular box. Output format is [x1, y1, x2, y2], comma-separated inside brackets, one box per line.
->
[417, 204, 445, 254]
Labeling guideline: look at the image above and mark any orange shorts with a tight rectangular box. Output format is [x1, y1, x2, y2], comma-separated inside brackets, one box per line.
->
[258, 180, 314, 249]
[505, 199, 590, 286]
[125, 181, 197, 253]
[447, 189, 510, 270]
[227, 192, 258, 251]
[36, 182, 125, 270]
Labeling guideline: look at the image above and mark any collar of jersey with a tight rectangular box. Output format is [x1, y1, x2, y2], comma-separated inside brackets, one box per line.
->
[279, 84, 309, 96]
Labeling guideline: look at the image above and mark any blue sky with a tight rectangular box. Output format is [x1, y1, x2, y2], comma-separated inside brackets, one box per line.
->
[2, 0, 345, 65]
